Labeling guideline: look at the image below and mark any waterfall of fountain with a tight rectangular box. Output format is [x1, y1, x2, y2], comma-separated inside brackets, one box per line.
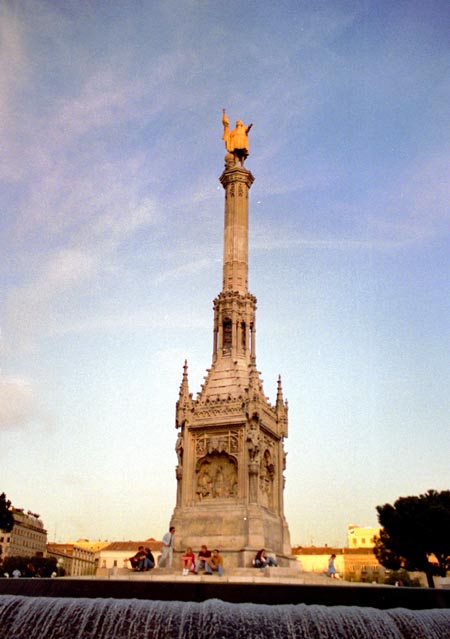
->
[1, 595, 450, 639]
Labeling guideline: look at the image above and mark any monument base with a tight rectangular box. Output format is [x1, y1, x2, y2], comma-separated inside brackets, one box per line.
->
[170, 502, 292, 568]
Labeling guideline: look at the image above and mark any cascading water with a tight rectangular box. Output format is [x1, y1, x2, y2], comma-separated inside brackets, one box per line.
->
[0, 595, 449, 639]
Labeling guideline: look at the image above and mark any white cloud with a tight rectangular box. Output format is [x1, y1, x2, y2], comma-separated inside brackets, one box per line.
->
[0, 375, 50, 431]
[2, 248, 99, 350]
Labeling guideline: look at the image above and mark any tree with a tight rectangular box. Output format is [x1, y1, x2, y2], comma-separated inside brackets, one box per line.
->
[0, 493, 14, 533]
[3, 556, 60, 578]
[374, 489, 450, 588]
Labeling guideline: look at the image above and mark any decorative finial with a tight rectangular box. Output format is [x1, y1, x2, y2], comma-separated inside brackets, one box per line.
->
[276, 375, 284, 407]
[178, 360, 190, 402]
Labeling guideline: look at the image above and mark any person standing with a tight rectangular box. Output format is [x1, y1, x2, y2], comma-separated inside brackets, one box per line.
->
[158, 526, 175, 568]
[328, 554, 338, 578]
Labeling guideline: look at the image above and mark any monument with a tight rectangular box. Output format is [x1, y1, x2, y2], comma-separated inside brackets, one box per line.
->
[170, 111, 292, 567]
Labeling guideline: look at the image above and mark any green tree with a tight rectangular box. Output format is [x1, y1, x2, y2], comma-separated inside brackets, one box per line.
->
[374, 489, 450, 588]
[383, 569, 421, 588]
[0, 493, 14, 533]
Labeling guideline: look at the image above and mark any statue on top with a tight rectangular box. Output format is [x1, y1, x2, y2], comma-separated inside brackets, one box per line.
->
[222, 109, 253, 167]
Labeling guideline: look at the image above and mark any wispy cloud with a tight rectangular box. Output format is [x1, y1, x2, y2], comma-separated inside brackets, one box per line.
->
[0, 374, 52, 431]
[366, 153, 450, 245]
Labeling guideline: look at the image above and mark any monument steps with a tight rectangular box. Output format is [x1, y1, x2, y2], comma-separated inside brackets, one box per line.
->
[94, 566, 354, 586]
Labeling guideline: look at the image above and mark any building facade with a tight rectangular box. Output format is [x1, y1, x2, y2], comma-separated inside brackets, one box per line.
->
[46, 543, 97, 576]
[170, 124, 292, 567]
[347, 524, 381, 549]
[0, 509, 47, 559]
[292, 546, 388, 583]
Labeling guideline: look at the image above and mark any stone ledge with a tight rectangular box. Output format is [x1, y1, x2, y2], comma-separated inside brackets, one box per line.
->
[1, 578, 450, 610]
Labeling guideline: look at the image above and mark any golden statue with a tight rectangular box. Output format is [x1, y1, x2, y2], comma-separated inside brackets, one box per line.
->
[222, 109, 253, 166]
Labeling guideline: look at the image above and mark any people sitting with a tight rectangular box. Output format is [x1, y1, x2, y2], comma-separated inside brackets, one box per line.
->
[181, 547, 196, 575]
[194, 545, 212, 574]
[127, 546, 146, 571]
[205, 549, 223, 576]
[127, 546, 154, 571]
[143, 547, 155, 571]
[254, 548, 278, 568]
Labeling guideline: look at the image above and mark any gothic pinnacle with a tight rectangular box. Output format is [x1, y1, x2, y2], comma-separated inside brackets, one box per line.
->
[178, 359, 190, 401]
[276, 375, 284, 406]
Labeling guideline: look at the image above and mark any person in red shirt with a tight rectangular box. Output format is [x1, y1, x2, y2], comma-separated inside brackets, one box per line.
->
[181, 547, 195, 575]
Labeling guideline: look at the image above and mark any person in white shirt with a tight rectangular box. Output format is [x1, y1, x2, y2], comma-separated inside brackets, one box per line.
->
[158, 526, 175, 567]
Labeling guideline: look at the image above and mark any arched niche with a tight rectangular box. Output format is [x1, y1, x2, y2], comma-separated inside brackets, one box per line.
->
[195, 452, 238, 501]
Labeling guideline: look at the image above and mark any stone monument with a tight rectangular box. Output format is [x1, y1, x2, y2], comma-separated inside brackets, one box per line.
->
[170, 111, 292, 567]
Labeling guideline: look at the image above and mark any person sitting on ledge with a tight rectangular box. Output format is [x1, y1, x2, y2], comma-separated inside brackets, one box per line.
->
[127, 546, 147, 571]
[181, 547, 196, 575]
[254, 549, 278, 568]
[194, 545, 212, 574]
[205, 549, 224, 576]
[142, 547, 155, 571]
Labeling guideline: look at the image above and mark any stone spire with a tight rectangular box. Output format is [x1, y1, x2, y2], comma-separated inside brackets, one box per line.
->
[275, 375, 288, 437]
[179, 360, 190, 399]
[175, 360, 192, 428]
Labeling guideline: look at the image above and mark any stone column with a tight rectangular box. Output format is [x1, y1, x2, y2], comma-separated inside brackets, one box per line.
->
[220, 165, 254, 295]
[248, 460, 259, 504]
[175, 465, 183, 507]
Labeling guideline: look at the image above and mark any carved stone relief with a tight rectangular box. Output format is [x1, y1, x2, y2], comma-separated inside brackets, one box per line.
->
[195, 453, 238, 501]
[194, 430, 241, 459]
[259, 449, 275, 509]
[175, 431, 184, 467]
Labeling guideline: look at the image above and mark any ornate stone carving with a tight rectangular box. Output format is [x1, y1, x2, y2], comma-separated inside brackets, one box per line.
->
[246, 422, 260, 463]
[194, 403, 244, 419]
[259, 449, 275, 509]
[175, 432, 184, 467]
[194, 429, 241, 460]
[195, 453, 238, 501]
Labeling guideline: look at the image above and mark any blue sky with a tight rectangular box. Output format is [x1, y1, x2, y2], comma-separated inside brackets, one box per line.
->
[1, 0, 449, 547]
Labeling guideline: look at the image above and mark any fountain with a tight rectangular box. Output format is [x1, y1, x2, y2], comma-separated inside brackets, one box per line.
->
[1, 594, 450, 638]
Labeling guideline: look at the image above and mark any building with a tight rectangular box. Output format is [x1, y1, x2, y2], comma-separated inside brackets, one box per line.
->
[95, 539, 162, 575]
[347, 524, 381, 549]
[292, 546, 388, 583]
[292, 527, 383, 581]
[292, 547, 344, 577]
[170, 116, 292, 568]
[46, 542, 97, 576]
[0, 508, 47, 559]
